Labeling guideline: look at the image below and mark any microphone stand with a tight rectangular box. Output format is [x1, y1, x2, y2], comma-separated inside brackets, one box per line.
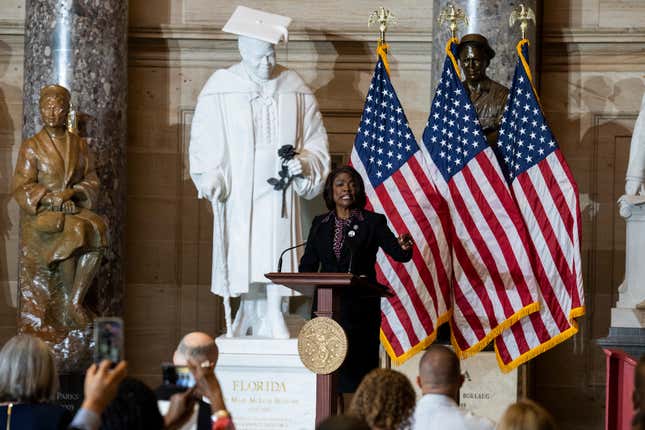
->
[277, 242, 307, 273]
[346, 230, 359, 274]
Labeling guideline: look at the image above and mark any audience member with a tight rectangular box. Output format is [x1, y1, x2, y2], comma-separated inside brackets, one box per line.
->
[497, 399, 557, 430]
[412, 345, 494, 430]
[316, 415, 371, 430]
[100, 377, 195, 430]
[0, 334, 72, 429]
[349, 368, 416, 430]
[186, 358, 233, 430]
[100, 378, 165, 430]
[69, 359, 128, 430]
[156, 332, 218, 430]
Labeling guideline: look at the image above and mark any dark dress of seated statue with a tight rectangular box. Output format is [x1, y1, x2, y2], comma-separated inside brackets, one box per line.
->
[12, 84, 108, 339]
[457, 33, 510, 148]
[299, 166, 413, 393]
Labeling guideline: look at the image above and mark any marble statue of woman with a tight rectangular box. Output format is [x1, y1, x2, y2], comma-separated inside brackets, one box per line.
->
[614, 92, 645, 319]
[189, 6, 330, 338]
[626, 93, 645, 197]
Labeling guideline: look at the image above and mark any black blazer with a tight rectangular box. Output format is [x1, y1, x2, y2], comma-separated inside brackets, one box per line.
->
[0, 403, 72, 430]
[299, 209, 412, 280]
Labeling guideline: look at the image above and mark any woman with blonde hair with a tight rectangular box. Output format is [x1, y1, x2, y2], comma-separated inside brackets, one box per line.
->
[498, 399, 557, 430]
[349, 368, 416, 430]
[0, 334, 71, 429]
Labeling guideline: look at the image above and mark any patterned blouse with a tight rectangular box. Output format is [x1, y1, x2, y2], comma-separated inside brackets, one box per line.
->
[321, 209, 364, 260]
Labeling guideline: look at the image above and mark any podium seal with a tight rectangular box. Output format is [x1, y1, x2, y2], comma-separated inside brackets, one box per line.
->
[297, 317, 348, 374]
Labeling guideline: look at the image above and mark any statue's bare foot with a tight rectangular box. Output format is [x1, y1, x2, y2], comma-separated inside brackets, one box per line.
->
[232, 307, 256, 336]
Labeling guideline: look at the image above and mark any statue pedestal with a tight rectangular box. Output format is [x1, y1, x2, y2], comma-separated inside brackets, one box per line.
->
[55, 372, 85, 414]
[596, 196, 645, 430]
[611, 195, 645, 328]
[215, 337, 316, 430]
[600, 195, 645, 355]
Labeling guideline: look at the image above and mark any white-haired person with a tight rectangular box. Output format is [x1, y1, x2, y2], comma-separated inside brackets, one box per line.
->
[0, 334, 127, 430]
[0, 334, 72, 429]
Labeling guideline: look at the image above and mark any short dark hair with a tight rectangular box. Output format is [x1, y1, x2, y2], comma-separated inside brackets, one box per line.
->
[100, 378, 164, 430]
[322, 165, 367, 211]
[419, 344, 461, 388]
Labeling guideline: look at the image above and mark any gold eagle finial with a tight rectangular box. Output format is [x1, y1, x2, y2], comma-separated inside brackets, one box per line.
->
[437, 3, 468, 39]
[509, 4, 536, 40]
[368, 6, 397, 46]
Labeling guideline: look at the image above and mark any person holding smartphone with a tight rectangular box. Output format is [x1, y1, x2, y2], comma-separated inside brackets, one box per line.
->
[185, 359, 232, 430]
[156, 332, 219, 430]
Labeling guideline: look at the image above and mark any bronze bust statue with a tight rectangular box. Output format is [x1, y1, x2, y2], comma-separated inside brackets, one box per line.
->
[457, 34, 509, 147]
[13, 85, 108, 340]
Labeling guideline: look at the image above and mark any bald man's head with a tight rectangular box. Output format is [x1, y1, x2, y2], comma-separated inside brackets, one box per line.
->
[417, 345, 463, 398]
[173, 332, 218, 366]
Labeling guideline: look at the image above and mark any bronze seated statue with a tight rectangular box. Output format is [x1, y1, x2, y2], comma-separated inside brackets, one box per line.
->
[12, 84, 107, 341]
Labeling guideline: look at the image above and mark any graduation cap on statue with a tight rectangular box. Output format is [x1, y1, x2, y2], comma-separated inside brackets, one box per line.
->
[222, 6, 292, 44]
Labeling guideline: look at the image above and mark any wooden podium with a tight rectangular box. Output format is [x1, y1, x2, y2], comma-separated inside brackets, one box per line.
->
[264, 272, 391, 424]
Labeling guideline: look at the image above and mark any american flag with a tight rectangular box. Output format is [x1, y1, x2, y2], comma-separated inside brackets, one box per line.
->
[421, 39, 540, 357]
[350, 47, 452, 363]
[493, 40, 585, 371]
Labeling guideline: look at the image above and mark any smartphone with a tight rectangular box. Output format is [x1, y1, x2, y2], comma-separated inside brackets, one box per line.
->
[175, 366, 195, 389]
[93, 317, 124, 365]
[161, 363, 195, 389]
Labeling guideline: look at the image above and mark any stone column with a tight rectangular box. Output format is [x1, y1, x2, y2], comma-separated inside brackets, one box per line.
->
[21, 0, 127, 371]
[431, 0, 540, 90]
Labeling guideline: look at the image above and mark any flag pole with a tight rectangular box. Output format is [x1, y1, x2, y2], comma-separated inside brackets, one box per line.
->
[368, 6, 396, 69]
[509, 3, 536, 42]
[368, 7, 395, 370]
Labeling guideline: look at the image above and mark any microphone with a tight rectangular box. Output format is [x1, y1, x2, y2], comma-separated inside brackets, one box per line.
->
[277, 221, 321, 272]
[345, 224, 360, 274]
[277, 242, 307, 273]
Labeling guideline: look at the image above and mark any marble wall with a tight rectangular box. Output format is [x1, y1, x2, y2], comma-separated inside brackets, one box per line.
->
[0, 1, 644, 428]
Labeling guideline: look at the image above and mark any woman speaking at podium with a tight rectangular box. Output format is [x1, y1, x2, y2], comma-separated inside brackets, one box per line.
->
[298, 165, 413, 397]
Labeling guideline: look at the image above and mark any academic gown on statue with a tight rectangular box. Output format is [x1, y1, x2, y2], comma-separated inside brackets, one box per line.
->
[627, 93, 645, 186]
[299, 209, 412, 392]
[189, 63, 329, 297]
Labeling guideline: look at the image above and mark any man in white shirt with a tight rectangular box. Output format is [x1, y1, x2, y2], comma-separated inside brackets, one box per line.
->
[156, 332, 218, 430]
[412, 345, 494, 430]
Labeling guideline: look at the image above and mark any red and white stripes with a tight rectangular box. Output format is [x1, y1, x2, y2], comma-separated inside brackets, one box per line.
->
[352, 151, 452, 361]
[426, 147, 540, 357]
[494, 150, 585, 370]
